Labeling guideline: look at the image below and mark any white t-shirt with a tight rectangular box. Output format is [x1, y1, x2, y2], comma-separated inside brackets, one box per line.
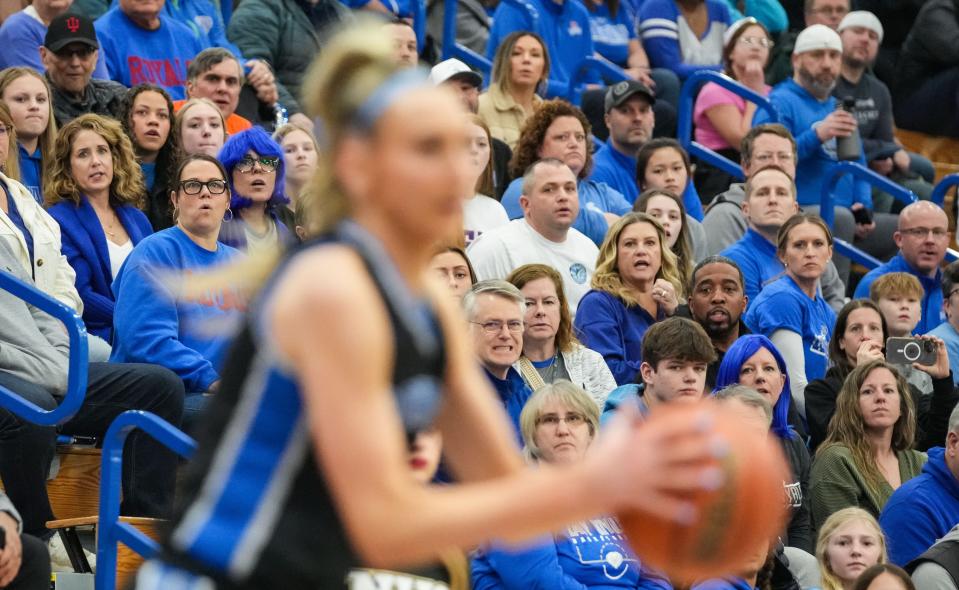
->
[107, 239, 133, 279]
[463, 194, 509, 246]
[467, 219, 599, 313]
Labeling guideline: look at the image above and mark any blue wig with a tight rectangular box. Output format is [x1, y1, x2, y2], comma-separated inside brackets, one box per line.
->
[218, 126, 289, 211]
[714, 334, 796, 440]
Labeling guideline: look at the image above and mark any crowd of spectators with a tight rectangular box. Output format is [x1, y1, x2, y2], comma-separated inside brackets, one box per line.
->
[0, 0, 954, 586]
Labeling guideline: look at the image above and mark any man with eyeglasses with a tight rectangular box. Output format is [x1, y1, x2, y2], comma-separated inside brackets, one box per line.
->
[38, 13, 128, 126]
[468, 159, 599, 313]
[855, 201, 950, 334]
[766, 0, 849, 86]
[464, 280, 533, 437]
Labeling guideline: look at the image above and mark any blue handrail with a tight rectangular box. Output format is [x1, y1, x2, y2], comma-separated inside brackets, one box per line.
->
[0, 269, 87, 426]
[565, 56, 630, 105]
[440, 0, 523, 76]
[677, 71, 780, 179]
[95, 411, 197, 590]
[818, 161, 917, 229]
[930, 173, 959, 208]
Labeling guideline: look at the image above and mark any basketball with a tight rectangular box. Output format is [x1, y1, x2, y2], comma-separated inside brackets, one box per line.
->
[618, 400, 791, 583]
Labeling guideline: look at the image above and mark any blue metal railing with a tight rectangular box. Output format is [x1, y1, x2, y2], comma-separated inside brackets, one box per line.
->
[565, 56, 629, 105]
[0, 269, 87, 426]
[677, 71, 780, 179]
[95, 411, 197, 590]
[931, 173, 959, 208]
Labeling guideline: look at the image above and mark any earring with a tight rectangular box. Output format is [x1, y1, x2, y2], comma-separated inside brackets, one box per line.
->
[223, 208, 234, 222]
[171, 205, 179, 223]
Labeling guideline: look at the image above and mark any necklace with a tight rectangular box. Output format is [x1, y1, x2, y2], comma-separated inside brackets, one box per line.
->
[97, 209, 120, 239]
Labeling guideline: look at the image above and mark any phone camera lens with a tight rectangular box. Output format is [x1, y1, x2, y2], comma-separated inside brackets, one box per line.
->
[903, 341, 921, 362]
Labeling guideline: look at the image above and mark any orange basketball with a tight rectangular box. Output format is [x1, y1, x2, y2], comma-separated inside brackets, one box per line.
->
[618, 399, 790, 584]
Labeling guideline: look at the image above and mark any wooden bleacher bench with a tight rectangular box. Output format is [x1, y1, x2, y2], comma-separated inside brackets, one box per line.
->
[895, 128, 959, 227]
[0, 444, 101, 520]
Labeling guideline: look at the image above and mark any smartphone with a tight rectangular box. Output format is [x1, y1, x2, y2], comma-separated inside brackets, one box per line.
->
[853, 207, 873, 225]
[886, 337, 936, 365]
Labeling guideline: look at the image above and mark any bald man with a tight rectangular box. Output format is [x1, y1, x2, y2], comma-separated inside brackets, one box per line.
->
[854, 201, 950, 333]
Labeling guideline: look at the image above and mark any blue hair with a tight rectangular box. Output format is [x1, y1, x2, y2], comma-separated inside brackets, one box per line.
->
[714, 334, 796, 440]
[218, 126, 289, 211]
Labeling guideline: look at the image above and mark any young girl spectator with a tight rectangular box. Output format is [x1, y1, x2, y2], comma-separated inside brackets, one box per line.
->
[810, 359, 926, 529]
[463, 115, 508, 246]
[634, 188, 695, 282]
[273, 123, 319, 210]
[122, 85, 179, 231]
[478, 31, 548, 150]
[805, 299, 955, 453]
[638, 0, 734, 80]
[507, 264, 617, 408]
[0, 68, 56, 204]
[176, 98, 227, 158]
[636, 137, 704, 221]
[217, 127, 295, 253]
[45, 114, 153, 343]
[817, 507, 888, 590]
[429, 245, 476, 301]
[853, 564, 916, 590]
[574, 212, 684, 385]
[744, 213, 836, 415]
[693, 17, 773, 201]
[715, 334, 812, 552]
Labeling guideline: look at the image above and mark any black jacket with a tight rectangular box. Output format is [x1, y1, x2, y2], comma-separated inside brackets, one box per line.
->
[779, 434, 812, 553]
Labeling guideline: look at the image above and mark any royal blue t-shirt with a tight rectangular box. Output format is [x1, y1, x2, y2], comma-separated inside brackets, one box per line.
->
[17, 144, 42, 204]
[580, 0, 635, 67]
[721, 228, 784, 306]
[745, 274, 835, 383]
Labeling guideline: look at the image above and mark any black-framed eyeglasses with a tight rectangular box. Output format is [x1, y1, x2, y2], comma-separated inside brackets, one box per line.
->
[236, 155, 279, 173]
[179, 179, 228, 195]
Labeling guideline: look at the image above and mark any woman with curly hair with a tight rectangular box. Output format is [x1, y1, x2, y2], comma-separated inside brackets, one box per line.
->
[478, 31, 549, 150]
[121, 84, 180, 231]
[45, 114, 153, 342]
[574, 212, 684, 385]
[500, 98, 631, 245]
[0, 67, 57, 204]
[810, 359, 927, 530]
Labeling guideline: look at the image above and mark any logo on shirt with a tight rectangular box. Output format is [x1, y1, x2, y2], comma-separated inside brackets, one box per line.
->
[784, 480, 802, 508]
[570, 263, 588, 284]
[567, 518, 637, 580]
[568, 20, 583, 36]
[810, 324, 829, 358]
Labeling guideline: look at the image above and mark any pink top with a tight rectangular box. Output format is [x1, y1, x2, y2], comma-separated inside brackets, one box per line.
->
[693, 81, 771, 151]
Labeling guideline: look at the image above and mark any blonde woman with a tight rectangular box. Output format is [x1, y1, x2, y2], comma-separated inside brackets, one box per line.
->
[273, 123, 319, 208]
[507, 264, 616, 409]
[132, 23, 723, 589]
[574, 212, 685, 385]
[176, 98, 227, 158]
[45, 114, 152, 343]
[810, 359, 927, 530]
[817, 507, 887, 590]
[0, 67, 57, 204]
[477, 31, 548, 149]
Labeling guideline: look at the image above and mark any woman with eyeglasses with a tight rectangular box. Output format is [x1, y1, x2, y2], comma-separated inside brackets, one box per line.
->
[692, 17, 773, 201]
[217, 127, 295, 253]
[111, 153, 244, 429]
[45, 114, 153, 344]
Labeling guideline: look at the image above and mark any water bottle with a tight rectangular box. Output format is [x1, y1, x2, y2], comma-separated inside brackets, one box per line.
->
[273, 103, 289, 129]
[836, 97, 861, 161]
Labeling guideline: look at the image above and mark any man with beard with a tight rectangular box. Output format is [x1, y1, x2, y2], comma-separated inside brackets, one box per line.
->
[676, 256, 749, 391]
[833, 11, 934, 208]
[588, 80, 656, 204]
[755, 24, 898, 284]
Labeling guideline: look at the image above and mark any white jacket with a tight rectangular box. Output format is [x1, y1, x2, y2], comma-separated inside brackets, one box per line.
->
[514, 343, 617, 409]
[0, 173, 82, 313]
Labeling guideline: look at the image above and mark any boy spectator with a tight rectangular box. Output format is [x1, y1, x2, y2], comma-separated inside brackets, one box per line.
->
[468, 159, 599, 312]
[40, 13, 127, 126]
[881, 405, 959, 566]
[94, 0, 204, 100]
[929, 261, 959, 385]
[855, 201, 949, 334]
[869, 272, 933, 394]
[601, 316, 717, 421]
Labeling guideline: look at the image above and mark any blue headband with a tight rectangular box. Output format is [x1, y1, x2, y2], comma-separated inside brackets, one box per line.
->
[351, 67, 430, 132]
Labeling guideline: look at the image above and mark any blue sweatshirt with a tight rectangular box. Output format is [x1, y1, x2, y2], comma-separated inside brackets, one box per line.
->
[638, 0, 731, 80]
[601, 383, 651, 424]
[744, 274, 835, 383]
[574, 289, 664, 385]
[484, 367, 532, 441]
[854, 253, 945, 335]
[111, 226, 243, 392]
[589, 139, 705, 219]
[580, 0, 636, 68]
[164, 0, 242, 58]
[754, 78, 871, 210]
[17, 144, 42, 205]
[472, 516, 674, 590]
[0, 9, 111, 78]
[486, 0, 599, 96]
[720, 228, 783, 306]
[95, 8, 204, 100]
[499, 177, 625, 246]
[880, 447, 959, 566]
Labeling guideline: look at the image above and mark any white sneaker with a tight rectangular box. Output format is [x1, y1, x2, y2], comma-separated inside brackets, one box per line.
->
[48, 534, 96, 573]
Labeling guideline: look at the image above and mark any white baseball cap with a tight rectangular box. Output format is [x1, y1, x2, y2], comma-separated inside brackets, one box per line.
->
[428, 58, 483, 87]
[838, 11, 884, 43]
[793, 24, 843, 55]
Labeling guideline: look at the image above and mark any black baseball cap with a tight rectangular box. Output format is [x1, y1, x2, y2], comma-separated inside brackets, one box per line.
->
[604, 80, 655, 113]
[44, 13, 99, 53]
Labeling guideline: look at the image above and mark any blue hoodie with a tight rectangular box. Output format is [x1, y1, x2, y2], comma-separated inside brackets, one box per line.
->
[880, 447, 959, 566]
[754, 78, 871, 210]
[472, 516, 674, 590]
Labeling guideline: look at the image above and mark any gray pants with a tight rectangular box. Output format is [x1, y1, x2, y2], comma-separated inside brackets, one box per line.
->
[802, 205, 899, 286]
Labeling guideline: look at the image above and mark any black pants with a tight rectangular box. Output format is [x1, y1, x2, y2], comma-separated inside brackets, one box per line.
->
[0, 363, 184, 538]
[3, 534, 49, 590]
